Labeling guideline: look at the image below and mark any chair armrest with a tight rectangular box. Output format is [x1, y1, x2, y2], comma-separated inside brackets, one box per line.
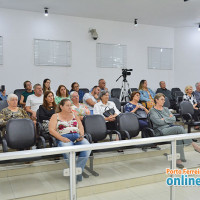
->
[181, 113, 193, 123]
[122, 130, 130, 139]
[36, 122, 43, 136]
[49, 135, 57, 147]
[84, 133, 92, 143]
[2, 138, 8, 152]
[107, 130, 122, 141]
[37, 136, 46, 148]
[142, 127, 156, 138]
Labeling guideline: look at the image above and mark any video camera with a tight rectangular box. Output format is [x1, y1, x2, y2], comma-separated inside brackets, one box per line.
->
[122, 68, 133, 77]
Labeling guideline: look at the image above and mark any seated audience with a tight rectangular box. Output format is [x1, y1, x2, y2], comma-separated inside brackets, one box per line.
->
[70, 82, 84, 102]
[20, 80, 34, 108]
[94, 91, 120, 131]
[70, 91, 90, 121]
[0, 87, 7, 100]
[49, 99, 91, 182]
[183, 85, 200, 128]
[124, 91, 148, 130]
[55, 85, 70, 104]
[83, 86, 100, 114]
[156, 81, 172, 100]
[38, 91, 56, 132]
[43, 78, 55, 96]
[26, 84, 43, 121]
[194, 82, 200, 104]
[98, 79, 108, 92]
[139, 80, 155, 110]
[150, 93, 200, 168]
[0, 94, 29, 136]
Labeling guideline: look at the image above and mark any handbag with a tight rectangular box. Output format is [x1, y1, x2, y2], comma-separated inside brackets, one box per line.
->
[103, 107, 115, 117]
[135, 109, 147, 119]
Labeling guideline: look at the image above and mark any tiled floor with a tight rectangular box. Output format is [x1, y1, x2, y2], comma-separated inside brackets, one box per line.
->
[78, 181, 200, 200]
[1, 143, 200, 200]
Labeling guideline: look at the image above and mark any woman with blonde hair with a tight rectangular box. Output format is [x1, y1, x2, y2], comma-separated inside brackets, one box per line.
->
[183, 85, 200, 129]
[139, 80, 155, 109]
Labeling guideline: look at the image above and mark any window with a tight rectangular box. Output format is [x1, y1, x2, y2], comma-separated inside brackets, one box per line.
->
[97, 43, 127, 68]
[34, 39, 71, 66]
[148, 47, 173, 70]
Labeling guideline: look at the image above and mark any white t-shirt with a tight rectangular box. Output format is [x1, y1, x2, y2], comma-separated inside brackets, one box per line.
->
[93, 101, 121, 117]
[83, 93, 97, 111]
[26, 94, 43, 112]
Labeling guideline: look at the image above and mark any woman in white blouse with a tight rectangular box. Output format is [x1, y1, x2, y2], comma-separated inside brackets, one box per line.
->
[93, 91, 121, 130]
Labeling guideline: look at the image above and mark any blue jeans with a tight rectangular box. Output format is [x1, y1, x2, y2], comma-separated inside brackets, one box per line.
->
[57, 133, 91, 173]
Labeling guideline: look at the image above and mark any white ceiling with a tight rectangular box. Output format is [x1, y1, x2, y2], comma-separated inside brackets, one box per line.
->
[0, 0, 200, 27]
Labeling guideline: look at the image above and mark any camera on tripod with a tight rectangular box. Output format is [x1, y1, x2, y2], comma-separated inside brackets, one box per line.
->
[122, 69, 133, 77]
[116, 68, 133, 102]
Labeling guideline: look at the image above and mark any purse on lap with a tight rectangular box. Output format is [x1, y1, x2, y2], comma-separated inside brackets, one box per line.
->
[103, 107, 115, 117]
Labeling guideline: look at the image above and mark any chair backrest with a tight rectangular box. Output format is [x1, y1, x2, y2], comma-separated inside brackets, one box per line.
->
[128, 88, 138, 96]
[174, 91, 184, 99]
[117, 113, 140, 138]
[14, 89, 26, 104]
[109, 98, 121, 111]
[171, 88, 181, 98]
[79, 88, 89, 94]
[179, 101, 194, 115]
[0, 100, 8, 111]
[164, 97, 170, 108]
[111, 88, 121, 99]
[5, 119, 36, 149]
[83, 115, 107, 142]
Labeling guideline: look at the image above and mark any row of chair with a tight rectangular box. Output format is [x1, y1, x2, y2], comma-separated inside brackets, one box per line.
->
[0, 100, 199, 175]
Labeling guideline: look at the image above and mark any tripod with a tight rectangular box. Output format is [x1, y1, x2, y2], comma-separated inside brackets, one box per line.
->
[116, 75, 131, 102]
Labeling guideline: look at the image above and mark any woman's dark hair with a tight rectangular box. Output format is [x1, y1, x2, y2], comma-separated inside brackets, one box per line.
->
[130, 91, 140, 101]
[71, 82, 79, 90]
[56, 98, 71, 113]
[43, 91, 56, 110]
[56, 85, 69, 97]
[154, 93, 165, 104]
[23, 80, 31, 89]
[43, 78, 51, 93]
[138, 80, 146, 90]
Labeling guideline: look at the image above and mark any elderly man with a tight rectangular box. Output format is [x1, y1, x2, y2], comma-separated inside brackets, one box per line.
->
[98, 79, 108, 92]
[194, 82, 200, 104]
[70, 91, 90, 120]
[26, 84, 43, 120]
[156, 81, 172, 100]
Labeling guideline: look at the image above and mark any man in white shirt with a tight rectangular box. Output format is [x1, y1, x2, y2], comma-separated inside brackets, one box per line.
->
[83, 86, 100, 114]
[26, 83, 43, 120]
